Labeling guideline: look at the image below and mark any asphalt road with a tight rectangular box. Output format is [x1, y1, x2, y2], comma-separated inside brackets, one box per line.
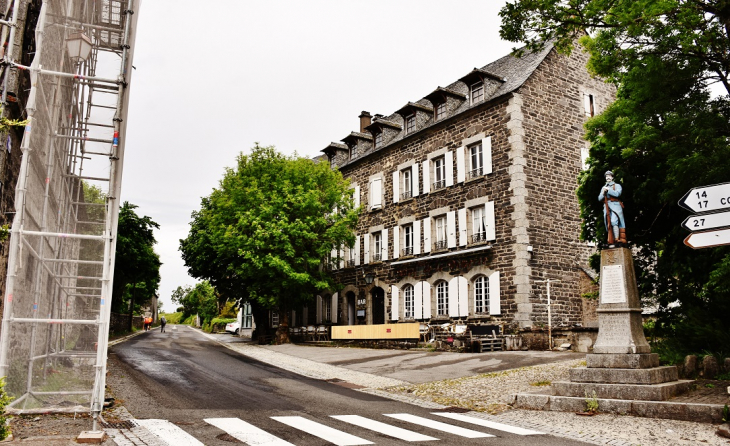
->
[108, 326, 590, 446]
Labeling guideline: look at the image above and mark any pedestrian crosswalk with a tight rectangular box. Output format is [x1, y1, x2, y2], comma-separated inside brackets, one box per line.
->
[110, 412, 544, 446]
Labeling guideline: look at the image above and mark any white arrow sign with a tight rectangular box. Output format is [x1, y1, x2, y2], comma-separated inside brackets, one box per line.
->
[684, 228, 730, 249]
[682, 210, 730, 232]
[679, 182, 730, 213]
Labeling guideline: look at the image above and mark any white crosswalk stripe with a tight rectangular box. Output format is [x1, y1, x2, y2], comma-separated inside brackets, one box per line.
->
[135, 419, 204, 446]
[271, 416, 374, 446]
[431, 412, 545, 435]
[331, 415, 439, 442]
[383, 413, 495, 438]
[205, 417, 295, 446]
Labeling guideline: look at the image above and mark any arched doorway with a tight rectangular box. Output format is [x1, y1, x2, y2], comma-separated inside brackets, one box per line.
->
[371, 287, 385, 325]
[346, 291, 356, 325]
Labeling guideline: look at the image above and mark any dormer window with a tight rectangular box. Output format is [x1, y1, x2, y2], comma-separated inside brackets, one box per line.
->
[405, 114, 415, 134]
[470, 81, 484, 104]
[374, 131, 383, 148]
[435, 102, 446, 120]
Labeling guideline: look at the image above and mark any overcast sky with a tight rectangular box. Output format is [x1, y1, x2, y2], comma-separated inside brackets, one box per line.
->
[120, 0, 516, 312]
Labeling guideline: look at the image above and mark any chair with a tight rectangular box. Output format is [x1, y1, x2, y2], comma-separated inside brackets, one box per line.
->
[290, 326, 301, 341]
[306, 325, 316, 341]
[453, 324, 468, 336]
[316, 325, 329, 341]
[419, 323, 430, 342]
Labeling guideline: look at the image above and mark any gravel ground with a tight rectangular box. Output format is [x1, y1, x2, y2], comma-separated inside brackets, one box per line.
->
[223, 342, 730, 446]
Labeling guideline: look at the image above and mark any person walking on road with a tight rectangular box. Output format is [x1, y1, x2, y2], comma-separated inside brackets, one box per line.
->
[160, 316, 167, 333]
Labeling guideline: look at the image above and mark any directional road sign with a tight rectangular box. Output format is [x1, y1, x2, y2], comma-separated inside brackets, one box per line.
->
[679, 182, 730, 213]
[682, 210, 730, 232]
[684, 228, 730, 249]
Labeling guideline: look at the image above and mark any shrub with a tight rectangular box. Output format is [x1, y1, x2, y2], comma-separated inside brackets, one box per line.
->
[0, 377, 12, 440]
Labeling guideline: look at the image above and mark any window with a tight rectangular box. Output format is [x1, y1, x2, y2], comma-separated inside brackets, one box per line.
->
[271, 312, 280, 327]
[350, 144, 358, 159]
[436, 281, 448, 315]
[374, 131, 383, 148]
[323, 296, 332, 322]
[329, 156, 336, 169]
[435, 102, 446, 120]
[401, 168, 412, 200]
[468, 142, 483, 179]
[435, 215, 447, 250]
[433, 157, 446, 190]
[403, 224, 413, 256]
[472, 206, 486, 243]
[405, 114, 415, 134]
[470, 81, 484, 103]
[474, 276, 489, 313]
[373, 232, 382, 262]
[403, 285, 414, 319]
[346, 247, 356, 268]
[584, 93, 595, 117]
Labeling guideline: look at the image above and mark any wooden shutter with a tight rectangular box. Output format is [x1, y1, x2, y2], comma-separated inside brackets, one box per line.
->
[413, 220, 421, 255]
[392, 171, 399, 203]
[381, 228, 388, 261]
[447, 211, 456, 248]
[445, 151, 454, 187]
[489, 271, 501, 315]
[458, 276, 468, 317]
[448, 277, 459, 317]
[393, 226, 400, 259]
[354, 185, 360, 208]
[456, 146, 465, 183]
[421, 281, 432, 319]
[371, 178, 382, 209]
[316, 295, 323, 323]
[330, 248, 337, 270]
[411, 164, 419, 197]
[422, 160, 430, 193]
[423, 218, 431, 253]
[331, 293, 338, 323]
[486, 201, 496, 241]
[458, 208, 467, 246]
[354, 235, 361, 266]
[364, 233, 370, 264]
[414, 282, 423, 319]
[391, 285, 399, 321]
[483, 136, 492, 174]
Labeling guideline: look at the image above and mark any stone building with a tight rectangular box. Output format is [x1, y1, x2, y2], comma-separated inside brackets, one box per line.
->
[307, 42, 614, 334]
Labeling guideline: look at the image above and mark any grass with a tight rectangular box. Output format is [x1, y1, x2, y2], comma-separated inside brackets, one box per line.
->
[530, 380, 551, 386]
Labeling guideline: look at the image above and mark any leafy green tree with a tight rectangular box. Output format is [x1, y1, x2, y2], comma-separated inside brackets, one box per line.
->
[112, 202, 162, 331]
[500, 0, 730, 353]
[171, 281, 219, 322]
[180, 144, 359, 342]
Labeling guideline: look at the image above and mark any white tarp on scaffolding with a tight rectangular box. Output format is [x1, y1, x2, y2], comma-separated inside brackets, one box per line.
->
[0, 0, 139, 417]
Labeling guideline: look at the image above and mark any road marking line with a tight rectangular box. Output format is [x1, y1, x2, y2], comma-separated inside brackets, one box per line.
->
[331, 415, 438, 442]
[383, 413, 494, 438]
[431, 412, 545, 435]
[205, 418, 295, 446]
[136, 419, 204, 446]
[271, 416, 374, 446]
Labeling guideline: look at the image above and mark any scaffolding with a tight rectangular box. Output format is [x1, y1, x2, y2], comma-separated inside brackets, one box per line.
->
[0, 0, 140, 426]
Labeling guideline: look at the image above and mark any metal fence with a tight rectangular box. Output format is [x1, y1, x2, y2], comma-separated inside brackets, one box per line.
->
[0, 0, 139, 424]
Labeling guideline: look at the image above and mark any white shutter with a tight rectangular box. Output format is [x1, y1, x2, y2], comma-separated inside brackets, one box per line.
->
[354, 185, 360, 208]
[393, 226, 400, 259]
[448, 277, 459, 317]
[458, 208, 467, 246]
[331, 248, 337, 270]
[364, 233, 370, 264]
[413, 220, 421, 255]
[489, 271, 501, 315]
[414, 281, 423, 319]
[456, 146, 465, 183]
[423, 218, 431, 253]
[422, 160, 430, 193]
[458, 276, 468, 317]
[331, 293, 338, 323]
[316, 295, 323, 323]
[381, 228, 388, 261]
[486, 201, 496, 241]
[339, 245, 344, 269]
[412, 164, 419, 197]
[391, 285, 400, 321]
[422, 282, 432, 319]
[355, 235, 361, 266]
[483, 136, 492, 174]
[371, 178, 382, 209]
[447, 211, 456, 248]
[392, 171, 399, 203]
[445, 151, 454, 187]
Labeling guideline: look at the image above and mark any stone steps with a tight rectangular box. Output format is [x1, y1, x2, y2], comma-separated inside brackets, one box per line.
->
[552, 379, 693, 401]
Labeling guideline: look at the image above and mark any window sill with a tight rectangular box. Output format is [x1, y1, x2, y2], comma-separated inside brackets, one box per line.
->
[465, 174, 485, 184]
[430, 316, 450, 322]
[398, 196, 414, 204]
[398, 254, 415, 260]
[468, 239, 490, 247]
[369, 207, 383, 213]
[468, 314, 493, 320]
[431, 247, 449, 254]
[428, 186, 448, 195]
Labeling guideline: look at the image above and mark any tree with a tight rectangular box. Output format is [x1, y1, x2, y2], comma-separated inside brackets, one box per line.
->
[171, 281, 219, 323]
[500, 1, 730, 353]
[180, 144, 359, 343]
[112, 202, 162, 331]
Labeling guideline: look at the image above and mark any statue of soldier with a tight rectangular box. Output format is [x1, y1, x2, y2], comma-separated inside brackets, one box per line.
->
[598, 170, 626, 245]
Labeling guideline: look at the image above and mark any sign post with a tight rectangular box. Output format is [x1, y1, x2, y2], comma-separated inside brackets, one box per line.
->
[679, 182, 730, 249]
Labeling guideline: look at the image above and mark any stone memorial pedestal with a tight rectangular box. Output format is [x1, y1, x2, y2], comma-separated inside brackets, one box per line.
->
[552, 247, 691, 402]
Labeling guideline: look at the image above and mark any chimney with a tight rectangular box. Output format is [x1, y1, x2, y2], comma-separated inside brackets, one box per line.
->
[359, 111, 372, 133]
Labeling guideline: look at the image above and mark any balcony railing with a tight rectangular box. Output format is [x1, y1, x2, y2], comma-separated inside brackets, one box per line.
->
[401, 190, 412, 200]
[345, 259, 355, 268]
[402, 246, 413, 256]
[471, 232, 487, 244]
[467, 167, 483, 180]
[432, 180, 446, 191]
[434, 240, 448, 250]
[372, 253, 382, 262]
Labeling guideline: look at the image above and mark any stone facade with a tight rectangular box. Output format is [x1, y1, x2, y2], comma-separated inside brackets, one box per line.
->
[309, 43, 614, 333]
